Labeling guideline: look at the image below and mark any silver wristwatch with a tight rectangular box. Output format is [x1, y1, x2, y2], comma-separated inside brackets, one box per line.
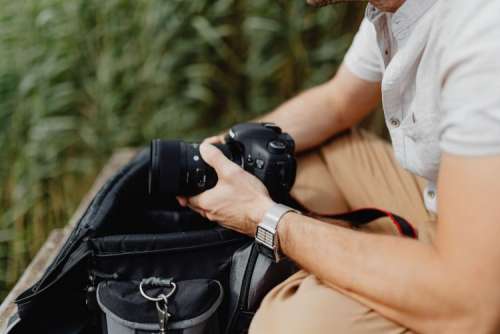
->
[255, 203, 299, 262]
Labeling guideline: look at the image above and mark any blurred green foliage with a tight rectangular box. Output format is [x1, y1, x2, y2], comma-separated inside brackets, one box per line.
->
[0, 0, 363, 298]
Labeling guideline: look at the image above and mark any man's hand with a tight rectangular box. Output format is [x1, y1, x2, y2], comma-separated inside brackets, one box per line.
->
[202, 133, 226, 145]
[177, 143, 275, 236]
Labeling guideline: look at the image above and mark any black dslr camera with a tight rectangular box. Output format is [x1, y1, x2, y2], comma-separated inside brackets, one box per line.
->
[148, 123, 296, 199]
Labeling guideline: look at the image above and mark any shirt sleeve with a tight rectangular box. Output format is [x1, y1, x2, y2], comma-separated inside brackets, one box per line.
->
[438, 0, 500, 156]
[343, 18, 383, 82]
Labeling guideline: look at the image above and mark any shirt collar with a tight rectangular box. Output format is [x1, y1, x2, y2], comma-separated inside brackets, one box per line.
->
[365, 0, 437, 38]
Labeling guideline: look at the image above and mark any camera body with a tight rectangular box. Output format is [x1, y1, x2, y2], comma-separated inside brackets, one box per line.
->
[149, 123, 296, 199]
[224, 122, 296, 197]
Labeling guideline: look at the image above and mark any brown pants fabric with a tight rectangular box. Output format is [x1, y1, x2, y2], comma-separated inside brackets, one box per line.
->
[249, 129, 436, 334]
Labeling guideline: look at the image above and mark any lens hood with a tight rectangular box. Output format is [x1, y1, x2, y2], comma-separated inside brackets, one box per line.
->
[149, 139, 183, 195]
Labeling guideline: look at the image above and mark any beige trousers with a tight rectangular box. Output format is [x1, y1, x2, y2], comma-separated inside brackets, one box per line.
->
[249, 129, 436, 334]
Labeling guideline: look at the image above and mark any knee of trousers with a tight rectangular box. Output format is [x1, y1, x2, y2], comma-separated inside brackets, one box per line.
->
[249, 275, 410, 334]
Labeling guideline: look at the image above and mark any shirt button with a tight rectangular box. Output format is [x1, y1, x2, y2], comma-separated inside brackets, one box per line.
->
[427, 190, 436, 199]
[389, 118, 400, 128]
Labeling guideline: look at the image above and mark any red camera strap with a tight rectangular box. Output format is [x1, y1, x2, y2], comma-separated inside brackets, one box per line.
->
[308, 208, 418, 239]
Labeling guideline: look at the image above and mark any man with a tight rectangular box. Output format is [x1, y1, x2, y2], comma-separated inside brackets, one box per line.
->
[177, 0, 500, 332]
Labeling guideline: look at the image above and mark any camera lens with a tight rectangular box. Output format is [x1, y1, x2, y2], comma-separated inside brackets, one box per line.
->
[149, 123, 297, 199]
[149, 140, 235, 197]
[149, 139, 184, 196]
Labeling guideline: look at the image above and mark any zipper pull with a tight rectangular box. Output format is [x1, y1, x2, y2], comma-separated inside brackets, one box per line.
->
[86, 270, 118, 311]
[156, 296, 171, 334]
[92, 270, 119, 280]
[85, 272, 98, 312]
[139, 277, 177, 333]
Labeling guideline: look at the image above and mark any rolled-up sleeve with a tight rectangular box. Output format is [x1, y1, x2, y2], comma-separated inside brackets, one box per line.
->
[438, 0, 500, 156]
[343, 18, 383, 83]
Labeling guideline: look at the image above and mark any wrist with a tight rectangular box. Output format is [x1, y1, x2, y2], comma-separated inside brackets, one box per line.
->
[276, 211, 295, 255]
[249, 196, 275, 235]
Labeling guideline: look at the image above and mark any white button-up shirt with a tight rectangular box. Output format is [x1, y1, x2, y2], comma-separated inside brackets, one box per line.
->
[343, 0, 500, 213]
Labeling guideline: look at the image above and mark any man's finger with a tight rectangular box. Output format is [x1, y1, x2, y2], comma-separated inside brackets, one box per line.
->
[187, 194, 202, 209]
[183, 194, 205, 211]
[176, 196, 188, 207]
[199, 142, 237, 174]
[186, 191, 213, 211]
[202, 136, 220, 145]
[186, 203, 206, 218]
[202, 134, 225, 145]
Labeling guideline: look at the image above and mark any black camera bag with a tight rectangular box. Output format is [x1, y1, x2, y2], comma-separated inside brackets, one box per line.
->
[4, 150, 297, 334]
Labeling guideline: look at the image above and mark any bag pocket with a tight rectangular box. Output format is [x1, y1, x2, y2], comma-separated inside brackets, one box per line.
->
[97, 278, 224, 334]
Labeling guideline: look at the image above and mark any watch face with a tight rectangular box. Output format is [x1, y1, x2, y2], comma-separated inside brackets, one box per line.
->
[256, 225, 283, 263]
[256, 204, 298, 263]
[256, 226, 275, 249]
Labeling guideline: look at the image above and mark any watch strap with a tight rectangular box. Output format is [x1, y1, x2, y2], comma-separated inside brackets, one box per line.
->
[255, 203, 299, 262]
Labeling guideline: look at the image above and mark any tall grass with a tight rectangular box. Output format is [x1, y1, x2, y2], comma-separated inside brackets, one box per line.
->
[0, 0, 363, 298]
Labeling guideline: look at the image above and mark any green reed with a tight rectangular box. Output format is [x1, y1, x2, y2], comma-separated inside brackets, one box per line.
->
[0, 0, 363, 299]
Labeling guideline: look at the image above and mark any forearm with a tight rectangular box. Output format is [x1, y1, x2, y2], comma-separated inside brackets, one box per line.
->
[256, 65, 380, 153]
[278, 213, 480, 333]
[256, 83, 350, 152]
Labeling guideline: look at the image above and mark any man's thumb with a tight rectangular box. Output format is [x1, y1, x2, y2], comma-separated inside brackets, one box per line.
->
[199, 142, 234, 173]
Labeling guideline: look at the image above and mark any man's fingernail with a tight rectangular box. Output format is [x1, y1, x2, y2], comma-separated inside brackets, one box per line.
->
[176, 196, 186, 206]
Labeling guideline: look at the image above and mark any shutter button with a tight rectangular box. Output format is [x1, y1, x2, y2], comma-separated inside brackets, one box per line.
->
[389, 118, 400, 128]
